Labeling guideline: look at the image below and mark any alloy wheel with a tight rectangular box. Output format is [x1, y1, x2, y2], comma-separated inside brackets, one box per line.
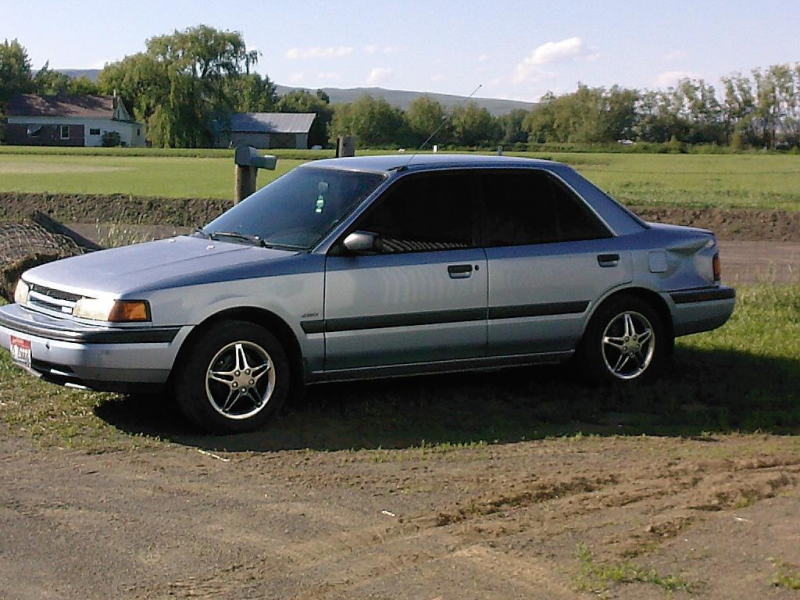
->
[204, 341, 276, 419]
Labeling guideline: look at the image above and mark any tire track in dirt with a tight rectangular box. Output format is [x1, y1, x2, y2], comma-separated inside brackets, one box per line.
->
[130, 453, 800, 599]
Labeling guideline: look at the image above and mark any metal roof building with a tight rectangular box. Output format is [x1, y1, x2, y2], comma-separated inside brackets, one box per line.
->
[217, 112, 316, 149]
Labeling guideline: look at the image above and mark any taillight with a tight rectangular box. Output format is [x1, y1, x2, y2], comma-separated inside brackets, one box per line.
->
[712, 252, 721, 282]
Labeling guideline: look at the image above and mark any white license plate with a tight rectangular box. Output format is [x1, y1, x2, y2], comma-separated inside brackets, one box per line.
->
[10, 335, 32, 369]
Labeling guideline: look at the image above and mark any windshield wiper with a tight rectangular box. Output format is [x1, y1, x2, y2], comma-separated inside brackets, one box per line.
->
[193, 227, 210, 239]
[208, 231, 268, 247]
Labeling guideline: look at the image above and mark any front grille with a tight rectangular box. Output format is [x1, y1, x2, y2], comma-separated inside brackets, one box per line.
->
[27, 283, 82, 316]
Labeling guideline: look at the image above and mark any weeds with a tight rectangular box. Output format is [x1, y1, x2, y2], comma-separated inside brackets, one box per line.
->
[772, 562, 800, 590]
[575, 543, 696, 595]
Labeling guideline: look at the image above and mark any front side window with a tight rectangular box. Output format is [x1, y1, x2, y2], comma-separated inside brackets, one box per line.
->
[357, 172, 474, 253]
[59, 125, 70, 139]
[481, 170, 610, 247]
[204, 167, 385, 249]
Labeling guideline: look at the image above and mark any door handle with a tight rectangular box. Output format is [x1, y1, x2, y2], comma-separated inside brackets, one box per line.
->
[448, 264, 473, 279]
[597, 253, 620, 267]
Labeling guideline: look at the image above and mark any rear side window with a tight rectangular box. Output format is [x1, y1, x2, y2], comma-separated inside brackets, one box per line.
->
[358, 172, 474, 252]
[481, 170, 610, 246]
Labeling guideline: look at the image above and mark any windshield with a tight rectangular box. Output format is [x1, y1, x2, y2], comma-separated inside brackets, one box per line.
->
[203, 166, 386, 249]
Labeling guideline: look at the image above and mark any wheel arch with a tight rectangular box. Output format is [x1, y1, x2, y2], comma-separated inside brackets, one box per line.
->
[169, 307, 305, 388]
[584, 286, 674, 348]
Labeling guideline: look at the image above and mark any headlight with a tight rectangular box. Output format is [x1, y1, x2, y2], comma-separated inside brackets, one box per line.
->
[14, 280, 30, 305]
[73, 298, 151, 322]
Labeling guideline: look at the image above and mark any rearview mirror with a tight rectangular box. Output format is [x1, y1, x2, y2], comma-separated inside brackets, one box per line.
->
[343, 230, 379, 253]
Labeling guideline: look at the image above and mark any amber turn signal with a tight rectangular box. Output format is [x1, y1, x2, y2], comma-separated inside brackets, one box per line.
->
[712, 252, 721, 282]
[107, 300, 151, 322]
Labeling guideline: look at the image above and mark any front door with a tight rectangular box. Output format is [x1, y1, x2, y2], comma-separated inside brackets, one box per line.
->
[324, 171, 488, 371]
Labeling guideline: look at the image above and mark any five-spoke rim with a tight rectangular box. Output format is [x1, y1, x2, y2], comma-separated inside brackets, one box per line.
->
[601, 311, 655, 380]
[205, 341, 276, 420]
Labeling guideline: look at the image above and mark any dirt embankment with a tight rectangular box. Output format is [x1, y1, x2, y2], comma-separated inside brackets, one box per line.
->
[632, 206, 800, 243]
[1, 192, 799, 242]
[0, 192, 232, 228]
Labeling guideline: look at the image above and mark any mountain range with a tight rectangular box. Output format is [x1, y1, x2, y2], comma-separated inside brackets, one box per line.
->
[58, 70, 535, 116]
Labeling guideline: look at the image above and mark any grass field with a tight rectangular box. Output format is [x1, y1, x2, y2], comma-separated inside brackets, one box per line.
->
[0, 147, 799, 210]
[1, 284, 797, 451]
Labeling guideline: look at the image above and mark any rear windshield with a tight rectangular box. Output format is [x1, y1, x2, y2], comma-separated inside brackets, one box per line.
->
[204, 167, 386, 249]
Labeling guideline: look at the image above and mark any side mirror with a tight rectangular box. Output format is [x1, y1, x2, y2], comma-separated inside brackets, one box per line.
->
[343, 230, 379, 253]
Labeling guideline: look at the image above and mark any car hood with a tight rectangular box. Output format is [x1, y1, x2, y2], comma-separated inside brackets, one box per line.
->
[23, 235, 301, 298]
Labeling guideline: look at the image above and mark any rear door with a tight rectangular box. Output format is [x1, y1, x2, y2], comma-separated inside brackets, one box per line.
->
[481, 169, 632, 356]
[324, 171, 488, 371]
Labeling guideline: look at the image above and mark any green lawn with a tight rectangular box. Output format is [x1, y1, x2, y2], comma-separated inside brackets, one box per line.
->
[0, 148, 798, 209]
[0, 153, 305, 199]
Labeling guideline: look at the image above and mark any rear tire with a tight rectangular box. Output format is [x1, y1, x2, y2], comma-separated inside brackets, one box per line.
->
[580, 295, 669, 384]
[174, 321, 290, 433]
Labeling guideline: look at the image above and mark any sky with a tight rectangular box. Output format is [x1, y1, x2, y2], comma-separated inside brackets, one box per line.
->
[2, 0, 798, 102]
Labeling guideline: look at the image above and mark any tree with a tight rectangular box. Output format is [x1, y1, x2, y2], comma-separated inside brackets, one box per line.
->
[497, 108, 528, 147]
[405, 95, 451, 147]
[451, 102, 499, 147]
[32, 61, 70, 95]
[277, 89, 333, 147]
[227, 73, 277, 112]
[0, 39, 32, 105]
[98, 25, 259, 147]
[721, 73, 754, 144]
[67, 76, 101, 96]
[329, 94, 406, 147]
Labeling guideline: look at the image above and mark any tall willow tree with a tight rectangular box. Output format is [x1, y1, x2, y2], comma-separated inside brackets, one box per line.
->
[98, 25, 258, 147]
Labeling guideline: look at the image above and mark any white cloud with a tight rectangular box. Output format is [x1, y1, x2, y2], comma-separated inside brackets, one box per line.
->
[663, 50, 686, 62]
[382, 45, 398, 54]
[316, 71, 340, 81]
[478, 54, 488, 62]
[286, 46, 353, 60]
[430, 74, 444, 82]
[653, 70, 699, 88]
[487, 78, 502, 86]
[366, 67, 393, 85]
[289, 72, 304, 84]
[525, 37, 597, 66]
[363, 44, 377, 55]
[512, 37, 598, 84]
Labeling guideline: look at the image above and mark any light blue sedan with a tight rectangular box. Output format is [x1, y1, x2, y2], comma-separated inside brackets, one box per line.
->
[0, 155, 735, 433]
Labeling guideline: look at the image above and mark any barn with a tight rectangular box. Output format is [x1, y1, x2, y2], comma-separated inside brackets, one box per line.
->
[216, 113, 316, 149]
[5, 94, 146, 147]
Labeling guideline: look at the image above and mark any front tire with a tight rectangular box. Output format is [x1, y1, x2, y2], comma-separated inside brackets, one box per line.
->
[174, 321, 290, 433]
[581, 296, 668, 384]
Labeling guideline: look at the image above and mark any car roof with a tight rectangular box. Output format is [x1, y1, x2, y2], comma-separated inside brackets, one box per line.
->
[302, 153, 561, 174]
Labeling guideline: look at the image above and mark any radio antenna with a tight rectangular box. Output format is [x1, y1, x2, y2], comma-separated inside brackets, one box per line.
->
[403, 83, 482, 168]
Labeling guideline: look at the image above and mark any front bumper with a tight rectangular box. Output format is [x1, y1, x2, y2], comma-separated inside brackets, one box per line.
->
[666, 285, 736, 336]
[0, 303, 190, 392]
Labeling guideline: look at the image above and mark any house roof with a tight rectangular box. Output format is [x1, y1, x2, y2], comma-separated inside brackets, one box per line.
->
[6, 94, 135, 121]
[229, 113, 316, 134]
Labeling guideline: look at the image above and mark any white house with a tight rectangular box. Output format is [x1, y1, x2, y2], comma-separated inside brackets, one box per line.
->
[5, 94, 146, 147]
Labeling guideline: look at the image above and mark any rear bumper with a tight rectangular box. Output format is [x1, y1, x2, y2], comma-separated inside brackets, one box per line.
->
[666, 286, 736, 336]
[0, 303, 190, 391]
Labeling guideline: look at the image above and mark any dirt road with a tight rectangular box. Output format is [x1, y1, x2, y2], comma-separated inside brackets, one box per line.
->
[719, 241, 799, 284]
[2, 431, 800, 599]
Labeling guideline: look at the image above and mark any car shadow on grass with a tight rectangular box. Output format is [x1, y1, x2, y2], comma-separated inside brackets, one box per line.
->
[94, 345, 800, 453]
